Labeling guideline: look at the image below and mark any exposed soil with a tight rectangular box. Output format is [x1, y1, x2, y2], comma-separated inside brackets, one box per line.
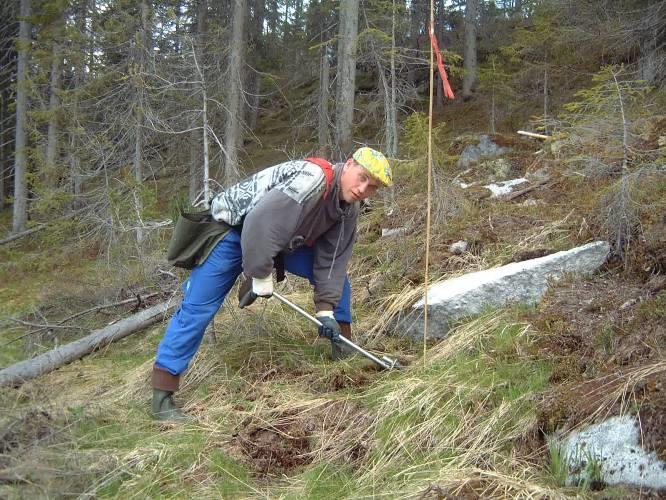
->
[638, 376, 666, 461]
[0, 409, 55, 470]
[531, 273, 666, 459]
[228, 401, 373, 476]
[0, 409, 54, 453]
[234, 419, 313, 475]
[324, 369, 373, 392]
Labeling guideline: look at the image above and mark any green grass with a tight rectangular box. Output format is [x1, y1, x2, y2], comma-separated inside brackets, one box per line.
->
[547, 442, 569, 487]
[207, 450, 255, 497]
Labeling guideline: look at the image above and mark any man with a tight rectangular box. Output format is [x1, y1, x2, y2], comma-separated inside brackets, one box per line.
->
[152, 147, 392, 421]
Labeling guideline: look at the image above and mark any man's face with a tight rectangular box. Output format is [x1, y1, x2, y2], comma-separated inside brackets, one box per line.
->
[339, 160, 381, 203]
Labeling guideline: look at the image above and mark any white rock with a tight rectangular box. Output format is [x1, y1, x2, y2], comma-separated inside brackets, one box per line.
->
[483, 178, 529, 197]
[449, 241, 469, 254]
[381, 227, 409, 238]
[557, 415, 666, 490]
[393, 241, 609, 338]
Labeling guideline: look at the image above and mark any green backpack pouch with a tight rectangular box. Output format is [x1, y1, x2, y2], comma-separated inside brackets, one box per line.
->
[167, 209, 232, 270]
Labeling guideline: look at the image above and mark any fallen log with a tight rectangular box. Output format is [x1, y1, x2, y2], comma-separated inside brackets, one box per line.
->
[0, 301, 175, 387]
[0, 225, 46, 245]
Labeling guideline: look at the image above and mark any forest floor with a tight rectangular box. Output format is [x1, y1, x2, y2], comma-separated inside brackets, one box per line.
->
[1, 108, 665, 498]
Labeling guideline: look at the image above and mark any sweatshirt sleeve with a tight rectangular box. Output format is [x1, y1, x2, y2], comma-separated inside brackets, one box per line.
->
[312, 205, 359, 311]
[241, 166, 326, 278]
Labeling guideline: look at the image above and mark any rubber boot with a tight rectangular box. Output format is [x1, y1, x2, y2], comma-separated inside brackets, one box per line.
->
[151, 366, 193, 422]
[331, 322, 355, 361]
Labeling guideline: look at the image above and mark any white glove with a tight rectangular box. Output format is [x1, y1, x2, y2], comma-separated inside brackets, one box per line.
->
[252, 275, 273, 297]
[315, 310, 335, 319]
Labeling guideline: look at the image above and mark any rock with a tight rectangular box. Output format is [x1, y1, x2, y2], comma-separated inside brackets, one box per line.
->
[481, 158, 512, 179]
[457, 135, 511, 168]
[381, 227, 410, 238]
[522, 199, 544, 207]
[526, 167, 551, 183]
[449, 241, 468, 255]
[553, 415, 666, 490]
[392, 241, 610, 339]
[619, 299, 637, 310]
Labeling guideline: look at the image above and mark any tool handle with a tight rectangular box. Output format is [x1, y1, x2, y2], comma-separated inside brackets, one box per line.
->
[272, 292, 394, 370]
[272, 292, 322, 326]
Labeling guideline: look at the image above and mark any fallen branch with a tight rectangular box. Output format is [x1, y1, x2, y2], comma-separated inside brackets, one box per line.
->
[3, 292, 163, 346]
[505, 178, 551, 200]
[0, 301, 175, 387]
[517, 130, 551, 140]
[0, 225, 46, 245]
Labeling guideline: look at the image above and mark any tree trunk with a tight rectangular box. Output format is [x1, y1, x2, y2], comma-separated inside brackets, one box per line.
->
[223, 0, 246, 185]
[0, 89, 6, 210]
[388, 0, 398, 157]
[189, 129, 199, 204]
[69, 0, 87, 206]
[246, 0, 264, 132]
[246, 72, 260, 132]
[12, 0, 31, 234]
[0, 301, 175, 387]
[513, 0, 522, 18]
[490, 57, 496, 133]
[133, 0, 151, 242]
[407, 0, 421, 86]
[189, 0, 207, 205]
[202, 81, 211, 205]
[462, 0, 478, 101]
[543, 65, 548, 122]
[46, 37, 62, 189]
[335, 0, 360, 156]
[318, 43, 331, 151]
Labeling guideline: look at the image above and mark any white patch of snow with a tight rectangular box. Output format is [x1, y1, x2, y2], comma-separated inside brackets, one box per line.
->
[483, 178, 529, 197]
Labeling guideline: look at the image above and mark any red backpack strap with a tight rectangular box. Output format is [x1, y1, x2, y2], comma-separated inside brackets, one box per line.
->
[304, 157, 334, 199]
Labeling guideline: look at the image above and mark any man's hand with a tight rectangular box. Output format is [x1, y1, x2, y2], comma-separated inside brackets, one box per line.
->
[316, 311, 341, 342]
[238, 274, 273, 308]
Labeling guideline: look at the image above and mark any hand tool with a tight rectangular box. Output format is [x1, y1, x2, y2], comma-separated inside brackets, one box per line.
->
[272, 292, 403, 370]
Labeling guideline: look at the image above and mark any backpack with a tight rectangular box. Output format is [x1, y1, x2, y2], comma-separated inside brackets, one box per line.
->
[304, 157, 334, 199]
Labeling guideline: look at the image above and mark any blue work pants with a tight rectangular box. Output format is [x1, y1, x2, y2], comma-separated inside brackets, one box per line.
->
[155, 230, 352, 375]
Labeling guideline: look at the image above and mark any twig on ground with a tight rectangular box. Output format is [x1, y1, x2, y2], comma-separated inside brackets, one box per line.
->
[3, 292, 163, 346]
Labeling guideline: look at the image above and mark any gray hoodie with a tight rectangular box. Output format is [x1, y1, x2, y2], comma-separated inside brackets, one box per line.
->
[211, 160, 358, 311]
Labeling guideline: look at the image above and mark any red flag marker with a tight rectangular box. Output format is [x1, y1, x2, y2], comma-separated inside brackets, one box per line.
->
[429, 22, 455, 99]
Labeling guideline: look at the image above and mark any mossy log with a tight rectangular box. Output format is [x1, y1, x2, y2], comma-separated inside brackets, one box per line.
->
[0, 301, 175, 387]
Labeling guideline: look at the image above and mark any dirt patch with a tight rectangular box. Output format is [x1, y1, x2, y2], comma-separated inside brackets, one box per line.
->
[234, 419, 312, 475]
[638, 375, 666, 461]
[533, 275, 664, 379]
[510, 248, 556, 263]
[228, 400, 373, 476]
[326, 370, 373, 391]
[0, 409, 54, 453]
[0, 409, 55, 467]
[532, 272, 666, 462]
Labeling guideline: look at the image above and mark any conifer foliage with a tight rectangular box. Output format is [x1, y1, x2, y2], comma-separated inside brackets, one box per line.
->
[0, 0, 662, 242]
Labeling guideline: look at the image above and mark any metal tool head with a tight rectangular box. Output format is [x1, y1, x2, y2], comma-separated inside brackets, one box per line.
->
[382, 356, 404, 370]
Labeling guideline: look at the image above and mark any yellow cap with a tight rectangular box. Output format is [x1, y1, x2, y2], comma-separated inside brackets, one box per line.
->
[352, 147, 392, 187]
